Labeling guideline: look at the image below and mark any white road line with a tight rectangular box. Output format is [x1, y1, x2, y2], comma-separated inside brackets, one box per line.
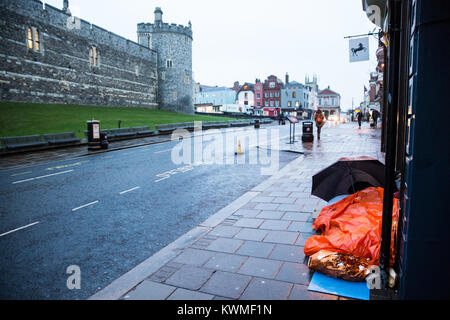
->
[72, 200, 99, 212]
[154, 149, 172, 154]
[119, 186, 140, 195]
[0, 221, 40, 237]
[11, 171, 32, 177]
[12, 169, 74, 184]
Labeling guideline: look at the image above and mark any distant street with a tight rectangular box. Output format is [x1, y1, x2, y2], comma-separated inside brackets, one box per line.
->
[0, 125, 299, 299]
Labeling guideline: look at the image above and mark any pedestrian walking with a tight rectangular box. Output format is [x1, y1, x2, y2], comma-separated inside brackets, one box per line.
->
[356, 111, 362, 129]
[314, 109, 325, 140]
[278, 112, 283, 125]
[372, 109, 379, 127]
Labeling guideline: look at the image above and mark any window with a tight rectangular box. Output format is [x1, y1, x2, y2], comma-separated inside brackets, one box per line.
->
[288, 101, 292, 107]
[257, 102, 260, 106]
[257, 93, 260, 98]
[270, 92, 273, 98]
[135, 66, 139, 76]
[275, 92, 279, 97]
[161, 71, 166, 80]
[269, 82, 275, 88]
[265, 92, 268, 98]
[89, 46, 99, 66]
[166, 59, 173, 68]
[295, 101, 299, 107]
[270, 101, 274, 107]
[292, 92, 296, 98]
[265, 101, 269, 107]
[244, 92, 248, 99]
[184, 76, 190, 84]
[27, 27, 40, 51]
[275, 100, 279, 107]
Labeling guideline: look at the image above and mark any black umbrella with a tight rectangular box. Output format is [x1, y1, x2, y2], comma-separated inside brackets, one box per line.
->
[311, 156, 385, 201]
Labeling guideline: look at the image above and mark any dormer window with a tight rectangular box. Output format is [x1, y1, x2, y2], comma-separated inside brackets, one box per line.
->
[27, 27, 40, 52]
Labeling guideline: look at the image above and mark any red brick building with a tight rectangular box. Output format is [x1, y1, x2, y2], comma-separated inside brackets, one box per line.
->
[262, 75, 283, 116]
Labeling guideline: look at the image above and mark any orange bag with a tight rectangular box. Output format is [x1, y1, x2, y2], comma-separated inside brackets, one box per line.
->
[304, 187, 399, 265]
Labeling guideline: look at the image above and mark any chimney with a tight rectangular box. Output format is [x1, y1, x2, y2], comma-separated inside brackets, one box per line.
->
[285, 73, 289, 84]
[154, 7, 163, 23]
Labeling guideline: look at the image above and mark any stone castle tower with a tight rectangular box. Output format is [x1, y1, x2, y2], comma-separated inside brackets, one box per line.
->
[137, 8, 193, 114]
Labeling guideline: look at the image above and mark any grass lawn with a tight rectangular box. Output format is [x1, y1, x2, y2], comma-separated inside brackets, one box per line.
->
[0, 102, 235, 138]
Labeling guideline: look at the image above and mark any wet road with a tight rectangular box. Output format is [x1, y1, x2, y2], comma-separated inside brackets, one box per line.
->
[0, 125, 300, 299]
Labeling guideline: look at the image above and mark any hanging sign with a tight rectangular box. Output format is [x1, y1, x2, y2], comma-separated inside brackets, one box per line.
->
[349, 37, 370, 62]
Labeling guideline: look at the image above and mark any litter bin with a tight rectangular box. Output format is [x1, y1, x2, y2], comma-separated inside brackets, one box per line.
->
[254, 119, 260, 129]
[100, 131, 108, 149]
[87, 120, 101, 150]
[302, 121, 314, 142]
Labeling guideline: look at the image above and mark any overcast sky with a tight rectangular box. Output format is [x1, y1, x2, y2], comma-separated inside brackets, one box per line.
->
[45, 0, 379, 111]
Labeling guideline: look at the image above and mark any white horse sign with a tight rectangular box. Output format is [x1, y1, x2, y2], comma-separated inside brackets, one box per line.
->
[349, 37, 370, 62]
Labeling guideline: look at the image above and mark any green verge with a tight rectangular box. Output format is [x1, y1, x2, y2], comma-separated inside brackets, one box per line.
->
[0, 102, 236, 139]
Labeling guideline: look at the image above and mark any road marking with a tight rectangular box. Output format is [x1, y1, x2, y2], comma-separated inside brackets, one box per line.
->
[0, 221, 40, 237]
[154, 165, 194, 183]
[11, 171, 32, 177]
[72, 200, 99, 212]
[154, 149, 172, 154]
[45, 161, 86, 171]
[119, 186, 140, 195]
[12, 169, 74, 184]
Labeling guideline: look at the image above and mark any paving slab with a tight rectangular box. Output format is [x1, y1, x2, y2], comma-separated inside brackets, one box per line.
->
[234, 218, 264, 228]
[171, 248, 217, 267]
[240, 278, 293, 300]
[203, 252, 247, 273]
[259, 220, 291, 231]
[200, 271, 252, 299]
[275, 262, 312, 285]
[263, 230, 300, 245]
[208, 225, 242, 238]
[235, 241, 275, 258]
[269, 244, 305, 263]
[237, 257, 282, 279]
[123, 280, 176, 300]
[256, 210, 285, 219]
[234, 228, 268, 241]
[167, 288, 214, 300]
[206, 237, 244, 253]
[165, 265, 214, 290]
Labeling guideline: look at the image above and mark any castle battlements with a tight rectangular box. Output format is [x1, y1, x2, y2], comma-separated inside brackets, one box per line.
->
[137, 22, 193, 39]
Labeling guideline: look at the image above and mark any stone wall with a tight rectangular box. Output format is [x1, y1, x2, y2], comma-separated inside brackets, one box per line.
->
[0, 0, 158, 108]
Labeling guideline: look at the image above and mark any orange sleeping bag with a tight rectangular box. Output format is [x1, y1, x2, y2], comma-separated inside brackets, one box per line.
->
[304, 187, 398, 265]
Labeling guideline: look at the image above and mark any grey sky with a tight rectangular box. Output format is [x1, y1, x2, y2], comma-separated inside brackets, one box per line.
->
[44, 0, 379, 111]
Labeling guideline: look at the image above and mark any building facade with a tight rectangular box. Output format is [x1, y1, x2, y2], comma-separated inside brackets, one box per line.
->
[0, 1, 193, 113]
[317, 86, 341, 119]
[262, 75, 283, 112]
[194, 86, 237, 108]
[236, 83, 254, 108]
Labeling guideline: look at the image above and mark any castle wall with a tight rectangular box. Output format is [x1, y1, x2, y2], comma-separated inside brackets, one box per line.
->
[0, 0, 158, 108]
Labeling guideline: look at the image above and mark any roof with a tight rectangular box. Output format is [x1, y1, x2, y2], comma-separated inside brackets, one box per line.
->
[318, 88, 340, 96]
[200, 86, 234, 93]
[237, 83, 254, 93]
[283, 81, 304, 89]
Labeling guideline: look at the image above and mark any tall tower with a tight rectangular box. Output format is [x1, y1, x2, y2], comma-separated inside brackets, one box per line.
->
[137, 8, 193, 113]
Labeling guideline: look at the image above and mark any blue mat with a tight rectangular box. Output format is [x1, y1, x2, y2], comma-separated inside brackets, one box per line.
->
[308, 272, 370, 300]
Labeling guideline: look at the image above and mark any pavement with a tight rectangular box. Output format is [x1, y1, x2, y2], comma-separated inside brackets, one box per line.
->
[89, 121, 383, 300]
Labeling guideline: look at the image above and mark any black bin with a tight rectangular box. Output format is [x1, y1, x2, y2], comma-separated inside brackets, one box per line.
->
[302, 121, 314, 142]
[100, 131, 108, 149]
[254, 119, 260, 129]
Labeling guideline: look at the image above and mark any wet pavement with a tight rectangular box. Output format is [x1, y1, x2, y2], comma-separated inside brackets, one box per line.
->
[0, 122, 303, 300]
[89, 121, 383, 300]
